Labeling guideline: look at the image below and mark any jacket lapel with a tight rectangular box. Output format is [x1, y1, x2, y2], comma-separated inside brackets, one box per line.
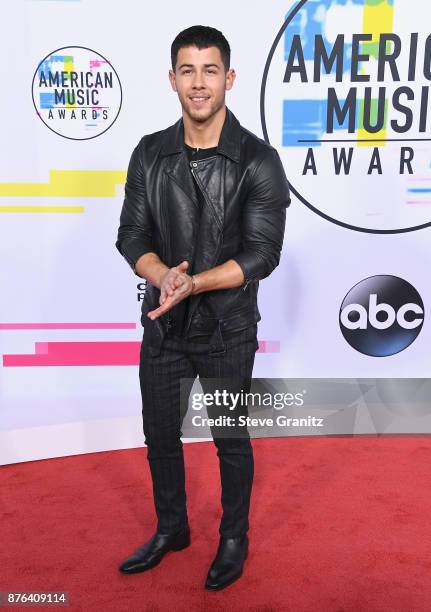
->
[163, 150, 199, 211]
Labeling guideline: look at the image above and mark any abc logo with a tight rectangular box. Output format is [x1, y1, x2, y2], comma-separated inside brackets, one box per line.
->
[339, 275, 424, 357]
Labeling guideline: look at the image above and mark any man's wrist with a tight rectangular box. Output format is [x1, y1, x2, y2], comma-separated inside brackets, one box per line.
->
[190, 274, 198, 295]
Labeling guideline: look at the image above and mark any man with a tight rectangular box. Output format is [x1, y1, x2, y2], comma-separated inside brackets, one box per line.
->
[116, 25, 290, 590]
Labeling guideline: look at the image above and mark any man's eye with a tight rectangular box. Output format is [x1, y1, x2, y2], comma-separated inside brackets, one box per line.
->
[182, 70, 192, 74]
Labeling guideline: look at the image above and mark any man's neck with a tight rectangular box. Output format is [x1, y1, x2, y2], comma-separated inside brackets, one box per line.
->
[183, 105, 226, 149]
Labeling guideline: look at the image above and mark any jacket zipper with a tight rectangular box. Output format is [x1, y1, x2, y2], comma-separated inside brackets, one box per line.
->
[184, 158, 223, 335]
[190, 160, 223, 232]
[243, 272, 260, 291]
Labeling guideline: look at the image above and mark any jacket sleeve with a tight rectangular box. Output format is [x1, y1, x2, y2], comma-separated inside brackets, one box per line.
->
[115, 139, 155, 276]
[230, 147, 290, 287]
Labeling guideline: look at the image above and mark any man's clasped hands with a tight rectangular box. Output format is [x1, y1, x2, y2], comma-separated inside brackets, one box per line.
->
[147, 261, 195, 321]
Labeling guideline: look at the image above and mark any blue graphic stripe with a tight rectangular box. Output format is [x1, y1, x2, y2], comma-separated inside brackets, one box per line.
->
[283, 99, 360, 146]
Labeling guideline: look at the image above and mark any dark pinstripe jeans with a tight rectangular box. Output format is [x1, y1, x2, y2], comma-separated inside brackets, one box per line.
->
[139, 322, 259, 538]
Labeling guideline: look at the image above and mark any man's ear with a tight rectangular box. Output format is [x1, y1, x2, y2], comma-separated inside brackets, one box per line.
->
[168, 69, 177, 92]
[225, 68, 236, 91]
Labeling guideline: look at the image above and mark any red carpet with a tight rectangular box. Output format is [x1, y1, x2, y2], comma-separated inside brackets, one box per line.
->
[2, 436, 431, 611]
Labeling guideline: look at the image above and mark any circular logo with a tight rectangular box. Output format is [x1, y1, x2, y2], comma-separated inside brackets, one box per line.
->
[261, 0, 431, 233]
[32, 45, 122, 140]
[339, 275, 424, 356]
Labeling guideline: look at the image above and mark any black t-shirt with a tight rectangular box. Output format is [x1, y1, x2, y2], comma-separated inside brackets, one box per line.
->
[184, 143, 218, 161]
[167, 144, 218, 340]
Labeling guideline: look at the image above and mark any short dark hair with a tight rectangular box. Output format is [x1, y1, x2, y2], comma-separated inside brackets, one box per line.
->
[171, 25, 231, 72]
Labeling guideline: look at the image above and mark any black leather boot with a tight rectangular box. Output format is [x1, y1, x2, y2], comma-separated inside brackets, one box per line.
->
[118, 524, 190, 574]
[204, 534, 249, 590]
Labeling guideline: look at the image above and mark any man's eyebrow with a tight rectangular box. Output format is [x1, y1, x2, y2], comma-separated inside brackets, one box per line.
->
[177, 63, 221, 70]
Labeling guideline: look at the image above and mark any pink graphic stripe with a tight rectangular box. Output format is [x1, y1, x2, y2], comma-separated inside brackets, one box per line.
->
[258, 340, 280, 353]
[0, 322, 137, 330]
[3, 342, 140, 367]
[3, 338, 279, 367]
[36, 342, 49, 355]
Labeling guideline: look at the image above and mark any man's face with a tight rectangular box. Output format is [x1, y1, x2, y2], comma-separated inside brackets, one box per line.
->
[169, 45, 235, 123]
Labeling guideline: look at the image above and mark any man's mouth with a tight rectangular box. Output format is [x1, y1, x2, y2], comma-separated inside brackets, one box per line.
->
[189, 96, 210, 105]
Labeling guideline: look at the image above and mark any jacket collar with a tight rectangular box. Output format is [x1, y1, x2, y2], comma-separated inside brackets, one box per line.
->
[159, 106, 241, 163]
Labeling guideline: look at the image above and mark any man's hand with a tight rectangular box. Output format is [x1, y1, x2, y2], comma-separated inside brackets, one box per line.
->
[159, 260, 189, 305]
[148, 260, 193, 320]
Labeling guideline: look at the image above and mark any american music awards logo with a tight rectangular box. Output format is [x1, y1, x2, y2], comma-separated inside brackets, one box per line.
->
[32, 46, 122, 140]
[261, 0, 431, 233]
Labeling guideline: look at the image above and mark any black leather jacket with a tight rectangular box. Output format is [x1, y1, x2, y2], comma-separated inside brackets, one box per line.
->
[116, 107, 290, 353]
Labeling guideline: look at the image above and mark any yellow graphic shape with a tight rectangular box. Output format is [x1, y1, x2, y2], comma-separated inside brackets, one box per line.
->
[0, 170, 126, 197]
[0, 206, 84, 213]
[65, 56, 76, 109]
[362, 0, 395, 60]
[358, 0, 395, 146]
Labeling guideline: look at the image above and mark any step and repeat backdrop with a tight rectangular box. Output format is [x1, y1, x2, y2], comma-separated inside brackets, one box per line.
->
[1, 0, 430, 464]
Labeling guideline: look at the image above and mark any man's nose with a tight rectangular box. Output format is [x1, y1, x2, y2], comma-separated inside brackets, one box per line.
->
[192, 71, 205, 88]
